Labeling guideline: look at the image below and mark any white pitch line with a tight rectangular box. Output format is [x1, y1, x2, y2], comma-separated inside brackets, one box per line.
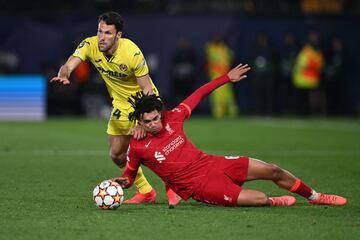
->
[247, 119, 360, 131]
[206, 149, 360, 157]
[0, 149, 108, 156]
[0, 149, 359, 158]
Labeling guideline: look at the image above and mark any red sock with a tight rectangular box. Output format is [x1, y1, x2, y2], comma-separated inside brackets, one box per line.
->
[289, 179, 313, 199]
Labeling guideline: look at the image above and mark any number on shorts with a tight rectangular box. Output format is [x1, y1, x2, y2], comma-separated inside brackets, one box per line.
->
[113, 109, 121, 119]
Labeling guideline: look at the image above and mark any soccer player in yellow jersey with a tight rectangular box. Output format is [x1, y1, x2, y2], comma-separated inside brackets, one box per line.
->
[51, 11, 180, 205]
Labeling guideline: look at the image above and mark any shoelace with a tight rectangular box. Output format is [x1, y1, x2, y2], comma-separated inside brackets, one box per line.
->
[271, 197, 288, 205]
[318, 194, 337, 204]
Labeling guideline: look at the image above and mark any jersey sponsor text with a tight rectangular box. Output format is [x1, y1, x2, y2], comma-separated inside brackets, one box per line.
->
[162, 136, 184, 155]
[96, 66, 128, 78]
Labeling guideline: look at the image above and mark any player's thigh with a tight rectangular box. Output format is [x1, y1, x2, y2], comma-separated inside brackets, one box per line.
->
[246, 158, 278, 181]
[237, 189, 268, 206]
[193, 174, 242, 207]
[108, 135, 131, 155]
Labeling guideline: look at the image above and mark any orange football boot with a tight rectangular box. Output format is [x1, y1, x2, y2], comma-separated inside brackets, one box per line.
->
[124, 189, 157, 204]
[166, 187, 182, 208]
[308, 193, 347, 205]
[269, 195, 297, 206]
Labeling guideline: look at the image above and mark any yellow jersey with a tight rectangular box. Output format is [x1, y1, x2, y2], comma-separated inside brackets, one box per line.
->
[72, 36, 157, 107]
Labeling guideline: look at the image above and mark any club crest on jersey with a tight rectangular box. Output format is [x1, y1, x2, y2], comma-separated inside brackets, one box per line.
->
[165, 123, 174, 135]
[119, 64, 128, 72]
[77, 40, 89, 49]
[154, 151, 166, 163]
[224, 195, 233, 202]
[138, 59, 146, 68]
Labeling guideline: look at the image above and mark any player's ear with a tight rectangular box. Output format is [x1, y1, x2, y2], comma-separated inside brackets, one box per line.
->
[117, 31, 122, 39]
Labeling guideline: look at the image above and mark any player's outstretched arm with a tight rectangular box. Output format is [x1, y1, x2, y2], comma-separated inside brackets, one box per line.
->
[228, 63, 250, 83]
[182, 63, 250, 111]
[50, 56, 82, 85]
[137, 74, 155, 95]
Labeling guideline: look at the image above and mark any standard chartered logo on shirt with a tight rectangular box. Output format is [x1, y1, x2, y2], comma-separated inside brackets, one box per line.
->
[154, 135, 185, 163]
[162, 136, 184, 155]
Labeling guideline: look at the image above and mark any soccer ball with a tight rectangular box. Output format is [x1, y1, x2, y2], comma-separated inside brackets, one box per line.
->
[92, 179, 124, 210]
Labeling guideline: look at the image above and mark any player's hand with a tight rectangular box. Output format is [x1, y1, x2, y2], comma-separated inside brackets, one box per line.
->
[227, 63, 251, 83]
[50, 76, 71, 85]
[128, 125, 147, 140]
[112, 177, 130, 189]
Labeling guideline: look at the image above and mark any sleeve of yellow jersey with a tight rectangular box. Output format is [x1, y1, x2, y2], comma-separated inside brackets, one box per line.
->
[72, 38, 92, 61]
[130, 43, 149, 77]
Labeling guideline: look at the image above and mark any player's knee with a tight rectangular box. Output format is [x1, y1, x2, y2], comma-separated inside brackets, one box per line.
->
[109, 150, 126, 168]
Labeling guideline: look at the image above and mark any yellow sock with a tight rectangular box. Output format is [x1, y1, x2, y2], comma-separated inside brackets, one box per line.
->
[134, 166, 153, 194]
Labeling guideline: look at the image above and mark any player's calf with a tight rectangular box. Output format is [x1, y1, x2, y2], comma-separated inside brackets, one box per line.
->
[237, 189, 270, 206]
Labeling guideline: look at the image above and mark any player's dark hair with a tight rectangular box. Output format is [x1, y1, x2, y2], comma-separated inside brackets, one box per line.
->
[98, 11, 124, 32]
[128, 92, 163, 122]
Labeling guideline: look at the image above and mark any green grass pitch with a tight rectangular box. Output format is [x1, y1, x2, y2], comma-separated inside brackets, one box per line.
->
[0, 117, 359, 240]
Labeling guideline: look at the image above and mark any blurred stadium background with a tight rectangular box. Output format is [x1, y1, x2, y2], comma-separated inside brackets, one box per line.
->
[0, 0, 360, 120]
[1, 2, 360, 239]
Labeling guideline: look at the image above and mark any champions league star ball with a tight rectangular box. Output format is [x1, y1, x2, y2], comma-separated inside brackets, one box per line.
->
[92, 180, 124, 210]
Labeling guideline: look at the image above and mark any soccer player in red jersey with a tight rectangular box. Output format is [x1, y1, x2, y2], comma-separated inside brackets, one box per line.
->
[114, 63, 347, 207]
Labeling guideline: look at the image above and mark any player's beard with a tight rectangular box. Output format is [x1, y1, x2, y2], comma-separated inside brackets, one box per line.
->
[98, 38, 116, 53]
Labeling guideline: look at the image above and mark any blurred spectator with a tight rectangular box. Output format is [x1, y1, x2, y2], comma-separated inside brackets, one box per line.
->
[146, 52, 160, 78]
[323, 37, 347, 116]
[43, 61, 81, 115]
[278, 32, 299, 115]
[170, 37, 198, 106]
[0, 49, 19, 74]
[80, 73, 110, 119]
[74, 60, 110, 119]
[74, 61, 91, 83]
[248, 32, 277, 116]
[205, 33, 239, 118]
[292, 30, 325, 116]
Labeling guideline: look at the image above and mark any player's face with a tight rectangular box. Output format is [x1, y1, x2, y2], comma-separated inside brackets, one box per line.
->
[97, 20, 121, 54]
[140, 110, 163, 135]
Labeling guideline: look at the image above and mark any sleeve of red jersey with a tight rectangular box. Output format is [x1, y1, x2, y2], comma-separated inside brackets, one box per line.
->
[121, 146, 141, 187]
[121, 163, 137, 187]
[180, 74, 230, 117]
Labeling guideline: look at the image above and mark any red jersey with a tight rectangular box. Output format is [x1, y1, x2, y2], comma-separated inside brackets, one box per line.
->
[124, 74, 231, 200]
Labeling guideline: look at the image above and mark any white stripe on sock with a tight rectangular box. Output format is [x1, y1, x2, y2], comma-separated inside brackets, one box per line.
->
[308, 190, 318, 201]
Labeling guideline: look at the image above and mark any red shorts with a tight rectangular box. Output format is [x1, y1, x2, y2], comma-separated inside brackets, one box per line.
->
[192, 156, 249, 207]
